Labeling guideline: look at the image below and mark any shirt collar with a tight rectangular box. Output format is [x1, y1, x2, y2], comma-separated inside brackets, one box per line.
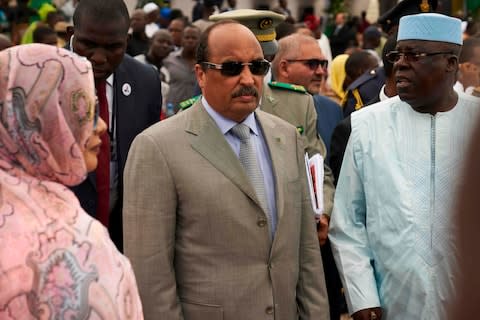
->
[201, 96, 259, 136]
[379, 84, 388, 101]
[106, 74, 114, 87]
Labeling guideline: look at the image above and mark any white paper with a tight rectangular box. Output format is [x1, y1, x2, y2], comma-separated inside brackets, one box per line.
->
[305, 153, 324, 218]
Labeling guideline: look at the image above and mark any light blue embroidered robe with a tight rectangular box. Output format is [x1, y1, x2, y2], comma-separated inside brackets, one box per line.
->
[329, 93, 480, 319]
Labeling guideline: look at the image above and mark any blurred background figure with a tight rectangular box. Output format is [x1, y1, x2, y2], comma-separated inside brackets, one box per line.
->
[168, 17, 187, 51]
[330, 33, 398, 184]
[0, 33, 12, 50]
[378, 0, 438, 35]
[143, 2, 160, 38]
[135, 29, 174, 109]
[272, 0, 293, 22]
[329, 12, 357, 58]
[357, 10, 370, 34]
[342, 50, 380, 117]
[32, 24, 57, 45]
[54, 20, 72, 47]
[21, 4, 62, 44]
[327, 53, 349, 103]
[192, 0, 216, 32]
[0, 43, 142, 319]
[127, 8, 149, 56]
[362, 25, 382, 65]
[164, 24, 200, 111]
[221, 0, 236, 12]
[454, 37, 480, 95]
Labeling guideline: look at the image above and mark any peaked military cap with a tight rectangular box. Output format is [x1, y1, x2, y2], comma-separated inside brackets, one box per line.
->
[209, 9, 285, 56]
[378, 0, 438, 34]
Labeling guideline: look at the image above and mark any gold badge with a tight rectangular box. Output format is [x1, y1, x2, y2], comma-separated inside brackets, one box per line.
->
[259, 18, 273, 30]
[420, 0, 430, 12]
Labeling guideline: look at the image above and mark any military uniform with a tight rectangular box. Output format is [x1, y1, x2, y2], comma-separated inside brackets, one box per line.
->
[378, 0, 438, 34]
[342, 66, 386, 118]
[262, 82, 335, 216]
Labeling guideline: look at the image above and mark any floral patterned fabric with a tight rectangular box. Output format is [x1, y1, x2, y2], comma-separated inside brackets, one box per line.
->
[0, 44, 143, 319]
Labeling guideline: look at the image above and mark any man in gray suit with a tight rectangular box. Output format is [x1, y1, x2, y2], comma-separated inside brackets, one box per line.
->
[123, 20, 329, 320]
[209, 9, 336, 245]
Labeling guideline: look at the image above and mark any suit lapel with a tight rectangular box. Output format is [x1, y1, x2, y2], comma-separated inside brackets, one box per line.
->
[256, 111, 287, 222]
[186, 101, 262, 208]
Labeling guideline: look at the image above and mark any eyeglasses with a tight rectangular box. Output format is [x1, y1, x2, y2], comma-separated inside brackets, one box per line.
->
[201, 59, 271, 77]
[386, 51, 454, 64]
[286, 59, 328, 70]
[93, 97, 99, 130]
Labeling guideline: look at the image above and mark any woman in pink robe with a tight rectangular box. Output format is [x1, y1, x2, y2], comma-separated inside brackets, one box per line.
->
[0, 44, 143, 319]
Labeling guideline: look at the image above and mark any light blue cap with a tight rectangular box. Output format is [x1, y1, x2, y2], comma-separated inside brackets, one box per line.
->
[397, 13, 463, 45]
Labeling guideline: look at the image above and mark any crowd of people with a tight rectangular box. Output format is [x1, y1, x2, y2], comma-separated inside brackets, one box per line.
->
[0, 0, 479, 319]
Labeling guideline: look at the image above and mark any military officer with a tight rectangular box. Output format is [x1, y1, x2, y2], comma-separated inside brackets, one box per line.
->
[378, 0, 438, 35]
[342, 66, 386, 116]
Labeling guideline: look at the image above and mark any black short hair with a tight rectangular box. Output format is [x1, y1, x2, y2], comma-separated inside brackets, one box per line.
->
[459, 37, 480, 63]
[196, 20, 240, 64]
[382, 32, 398, 77]
[73, 0, 130, 34]
[33, 26, 56, 43]
[276, 21, 295, 40]
[345, 50, 378, 80]
[170, 8, 185, 21]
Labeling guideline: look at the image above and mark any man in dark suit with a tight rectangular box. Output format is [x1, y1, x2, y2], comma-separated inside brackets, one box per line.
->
[70, 0, 162, 251]
[330, 32, 397, 183]
[329, 12, 356, 58]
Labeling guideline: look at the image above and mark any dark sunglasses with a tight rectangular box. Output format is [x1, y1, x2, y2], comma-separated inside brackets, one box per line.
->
[386, 51, 454, 64]
[286, 59, 328, 71]
[201, 59, 271, 76]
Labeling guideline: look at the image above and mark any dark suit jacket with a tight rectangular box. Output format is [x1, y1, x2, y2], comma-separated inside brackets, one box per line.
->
[343, 67, 385, 118]
[330, 92, 382, 183]
[329, 116, 351, 184]
[71, 54, 162, 251]
[329, 25, 356, 58]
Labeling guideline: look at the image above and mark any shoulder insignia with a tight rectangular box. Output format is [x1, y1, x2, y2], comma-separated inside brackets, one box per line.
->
[296, 126, 304, 135]
[179, 95, 201, 110]
[268, 81, 307, 94]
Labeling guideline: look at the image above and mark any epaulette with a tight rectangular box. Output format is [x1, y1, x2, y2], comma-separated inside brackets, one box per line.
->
[179, 95, 201, 110]
[346, 67, 384, 91]
[268, 81, 307, 94]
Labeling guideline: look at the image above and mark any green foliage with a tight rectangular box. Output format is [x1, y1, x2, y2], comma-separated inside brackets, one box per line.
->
[325, 0, 345, 36]
[326, 0, 346, 14]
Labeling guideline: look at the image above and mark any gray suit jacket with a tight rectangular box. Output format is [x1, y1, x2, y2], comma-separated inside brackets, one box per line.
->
[261, 85, 335, 215]
[123, 101, 329, 320]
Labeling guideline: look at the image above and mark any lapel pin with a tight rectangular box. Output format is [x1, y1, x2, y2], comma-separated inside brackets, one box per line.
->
[122, 83, 131, 96]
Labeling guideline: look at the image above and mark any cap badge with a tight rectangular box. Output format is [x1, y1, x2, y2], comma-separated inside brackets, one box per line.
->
[259, 18, 273, 30]
[420, 0, 430, 12]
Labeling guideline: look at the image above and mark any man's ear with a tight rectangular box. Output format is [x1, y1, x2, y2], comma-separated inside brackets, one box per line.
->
[195, 64, 205, 89]
[446, 55, 459, 73]
[277, 60, 290, 81]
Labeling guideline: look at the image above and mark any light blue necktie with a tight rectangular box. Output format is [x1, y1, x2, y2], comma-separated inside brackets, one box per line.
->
[231, 123, 274, 237]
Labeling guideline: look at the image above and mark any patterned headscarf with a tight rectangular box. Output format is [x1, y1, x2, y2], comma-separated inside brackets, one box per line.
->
[0, 44, 143, 319]
[0, 44, 95, 186]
